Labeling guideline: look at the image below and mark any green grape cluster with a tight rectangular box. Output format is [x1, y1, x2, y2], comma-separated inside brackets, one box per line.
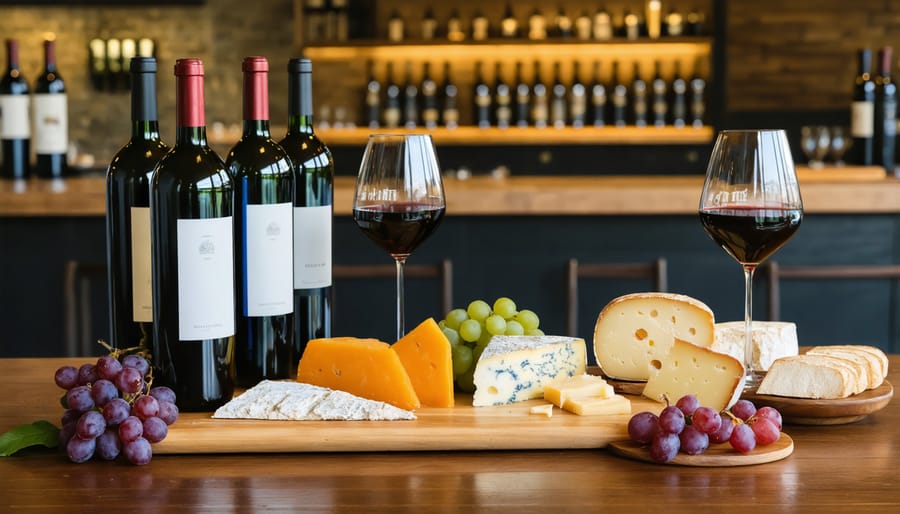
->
[438, 297, 543, 393]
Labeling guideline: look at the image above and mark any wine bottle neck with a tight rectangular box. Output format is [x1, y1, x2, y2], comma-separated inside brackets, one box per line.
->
[6, 40, 19, 69]
[43, 40, 57, 72]
[133, 120, 161, 141]
[131, 70, 159, 125]
[175, 126, 208, 146]
[287, 115, 315, 135]
[243, 119, 270, 137]
[287, 68, 314, 119]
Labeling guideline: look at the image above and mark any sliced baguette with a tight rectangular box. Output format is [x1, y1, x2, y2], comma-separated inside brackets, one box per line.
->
[757, 354, 859, 399]
[806, 346, 884, 389]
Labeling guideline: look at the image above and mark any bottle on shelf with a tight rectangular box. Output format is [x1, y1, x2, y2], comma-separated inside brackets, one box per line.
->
[670, 60, 687, 128]
[528, 9, 547, 41]
[441, 61, 459, 128]
[32, 36, 67, 179]
[647, 0, 662, 39]
[591, 60, 607, 127]
[0, 39, 30, 180]
[631, 62, 648, 127]
[383, 61, 401, 128]
[651, 60, 667, 127]
[150, 58, 235, 412]
[665, 8, 684, 37]
[422, 7, 438, 41]
[592, 7, 613, 40]
[611, 60, 627, 127]
[575, 11, 592, 40]
[494, 62, 512, 129]
[874, 46, 896, 172]
[364, 60, 380, 129]
[388, 9, 404, 42]
[554, 7, 573, 38]
[514, 61, 530, 127]
[472, 10, 490, 41]
[106, 57, 168, 351]
[624, 10, 640, 40]
[473, 61, 491, 128]
[421, 61, 439, 129]
[689, 59, 706, 128]
[687, 9, 705, 36]
[851, 48, 875, 166]
[227, 57, 295, 387]
[330, 0, 350, 41]
[570, 61, 587, 128]
[403, 61, 418, 129]
[550, 61, 567, 128]
[501, 3, 519, 38]
[531, 61, 549, 128]
[447, 9, 465, 42]
[278, 58, 334, 368]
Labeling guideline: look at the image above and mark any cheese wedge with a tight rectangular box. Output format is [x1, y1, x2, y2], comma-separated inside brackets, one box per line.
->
[392, 318, 455, 407]
[562, 394, 632, 416]
[542, 374, 615, 408]
[297, 337, 421, 410]
[642, 338, 744, 411]
[529, 404, 554, 417]
[712, 321, 798, 372]
[593, 292, 716, 381]
[757, 354, 859, 399]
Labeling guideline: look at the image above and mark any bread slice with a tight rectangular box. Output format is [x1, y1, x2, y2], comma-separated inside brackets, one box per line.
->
[757, 354, 858, 399]
[806, 346, 884, 389]
[817, 345, 889, 381]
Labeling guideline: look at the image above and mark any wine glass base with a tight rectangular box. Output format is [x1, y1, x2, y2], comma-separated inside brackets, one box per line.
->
[743, 371, 764, 390]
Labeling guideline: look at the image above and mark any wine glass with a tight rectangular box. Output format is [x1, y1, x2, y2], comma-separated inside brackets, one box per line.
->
[699, 129, 803, 388]
[829, 126, 851, 166]
[353, 134, 446, 340]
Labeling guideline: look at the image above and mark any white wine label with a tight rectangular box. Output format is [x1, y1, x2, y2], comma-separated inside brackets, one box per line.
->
[243, 202, 293, 317]
[32, 93, 68, 154]
[0, 95, 30, 139]
[293, 205, 332, 289]
[177, 216, 235, 340]
[130, 207, 153, 322]
[851, 101, 875, 138]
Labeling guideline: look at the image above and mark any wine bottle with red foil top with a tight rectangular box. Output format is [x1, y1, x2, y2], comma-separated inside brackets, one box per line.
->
[33, 37, 68, 179]
[228, 57, 295, 386]
[151, 58, 235, 412]
[278, 58, 333, 367]
[0, 39, 30, 179]
[106, 57, 168, 350]
[850, 48, 875, 165]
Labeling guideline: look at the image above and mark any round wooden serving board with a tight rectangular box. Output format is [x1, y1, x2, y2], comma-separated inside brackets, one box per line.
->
[742, 380, 894, 425]
[607, 433, 794, 467]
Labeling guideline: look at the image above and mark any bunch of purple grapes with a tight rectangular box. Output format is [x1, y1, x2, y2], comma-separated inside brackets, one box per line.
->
[627, 395, 783, 463]
[54, 354, 178, 465]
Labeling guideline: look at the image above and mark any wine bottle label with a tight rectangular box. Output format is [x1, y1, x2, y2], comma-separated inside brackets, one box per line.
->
[293, 205, 332, 289]
[0, 94, 30, 139]
[244, 202, 294, 317]
[851, 101, 875, 138]
[177, 216, 235, 340]
[32, 93, 68, 154]
[130, 207, 153, 323]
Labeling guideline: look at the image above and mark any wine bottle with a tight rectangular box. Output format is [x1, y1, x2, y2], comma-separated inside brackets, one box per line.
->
[671, 60, 687, 128]
[472, 10, 490, 41]
[690, 60, 706, 128]
[528, 9, 547, 40]
[403, 61, 418, 129]
[0, 39, 30, 180]
[554, 7, 573, 38]
[651, 60, 667, 127]
[501, 3, 519, 38]
[227, 57, 295, 386]
[851, 48, 875, 166]
[531, 61, 548, 128]
[421, 7, 438, 40]
[590, 60, 606, 127]
[33, 37, 68, 179]
[421, 61, 439, 129]
[592, 7, 612, 40]
[388, 9, 404, 42]
[874, 46, 896, 172]
[631, 62, 647, 127]
[494, 62, 512, 129]
[624, 10, 640, 40]
[440, 61, 459, 128]
[611, 60, 627, 127]
[383, 61, 401, 128]
[278, 58, 334, 366]
[665, 9, 684, 37]
[106, 57, 168, 351]
[364, 60, 380, 129]
[570, 61, 587, 128]
[647, 0, 662, 39]
[550, 61, 567, 128]
[474, 61, 491, 128]
[575, 11, 592, 40]
[514, 61, 530, 127]
[151, 58, 235, 412]
[687, 9, 705, 36]
[447, 9, 465, 42]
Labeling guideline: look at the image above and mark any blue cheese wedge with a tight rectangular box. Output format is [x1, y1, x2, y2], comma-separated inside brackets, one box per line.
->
[472, 335, 587, 407]
[212, 380, 416, 421]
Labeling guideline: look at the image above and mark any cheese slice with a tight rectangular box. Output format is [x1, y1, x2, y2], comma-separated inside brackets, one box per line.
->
[813, 345, 889, 381]
[757, 354, 858, 399]
[562, 394, 632, 416]
[712, 321, 798, 372]
[392, 318, 455, 407]
[593, 292, 716, 381]
[807, 347, 879, 391]
[297, 337, 421, 410]
[542, 374, 615, 408]
[472, 335, 587, 407]
[642, 338, 744, 411]
[529, 404, 554, 417]
[212, 380, 416, 421]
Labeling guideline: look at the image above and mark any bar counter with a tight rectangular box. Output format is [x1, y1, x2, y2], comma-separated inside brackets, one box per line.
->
[1, 356, 898, 512]
[1, 166, 898, 217]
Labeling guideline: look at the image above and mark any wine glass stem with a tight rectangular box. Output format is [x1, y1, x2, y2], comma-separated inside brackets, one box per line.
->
[395, 256, 407, 341]
[742, 264, 758, 388]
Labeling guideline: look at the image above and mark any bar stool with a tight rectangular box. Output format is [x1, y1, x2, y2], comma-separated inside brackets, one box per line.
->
[333, 259, 454, 319]
[566, 257, 668, 337]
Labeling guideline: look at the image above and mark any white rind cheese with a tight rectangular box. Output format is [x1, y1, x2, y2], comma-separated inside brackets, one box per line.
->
[212, 380, 416, 421]
[757, 355, 858, 399]
[712, 321, 799, 372]
[472, 335, 587, 407]
[642, 338, 744, 411]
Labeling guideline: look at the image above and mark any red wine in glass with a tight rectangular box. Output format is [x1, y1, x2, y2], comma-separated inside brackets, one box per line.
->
[699, 206, 802, 264]
[353, 202, 445, 257]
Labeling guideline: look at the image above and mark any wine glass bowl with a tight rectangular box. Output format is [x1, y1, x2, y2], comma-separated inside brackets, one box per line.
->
[698, 129, 803, 388]
[829, 126, 851, 166]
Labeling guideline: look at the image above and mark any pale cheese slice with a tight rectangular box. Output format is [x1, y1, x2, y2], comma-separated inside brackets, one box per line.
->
[529, 404, 554, 417]
[593, 292, 715, 381]
[562, 394, 632, 416]
[712, 321, 798, 372]
[815, 345, 889, 381]
[757, 355, 858, 399]
[542, 374, 615, 408]
[806, 347, 883, 390]
[642, 338, 744, 411]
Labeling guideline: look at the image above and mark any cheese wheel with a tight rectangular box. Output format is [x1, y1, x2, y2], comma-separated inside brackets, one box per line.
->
[712, 321, 798, 372]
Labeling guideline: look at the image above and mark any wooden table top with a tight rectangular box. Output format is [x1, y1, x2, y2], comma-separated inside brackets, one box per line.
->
[2, 357, 898, 512]
[1, 166, 898, 217]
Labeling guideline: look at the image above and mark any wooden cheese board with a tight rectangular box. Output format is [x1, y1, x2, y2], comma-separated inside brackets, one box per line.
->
[607, 433, 794, 467]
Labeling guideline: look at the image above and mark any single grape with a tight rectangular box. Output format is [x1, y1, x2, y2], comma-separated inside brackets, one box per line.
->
[492, 297, 517, 319]
[95, 355, 123, 381]
[66, 436, 96, 464]
[77, 364, 98, 386]
[691, 406, 722, 435]
[658, 405, 686, 434]
[749, 417, 780, 446]
[115, 366, 144, 394]
[675, 394, 700, 416]
[458, 319, 482, 343]
[121, 355, 150, 377]
[504, 320, 525, 336]
[755, 406, 783, 431]
[54, 366, 79, 390]
[679, 425, 710, 455]
[441, 327, 461, 347]
[102, 398, 131, 426]
[444, 309, 469, 330]
[455, 368, 476, 393]
[729, 423, 757, 453]
[709, 418, 735, 444]
[90, 378, 119, 407]
[451, 344, 474, 376]
[61, 409, 81, 426]
[524, 328, 545, 336]
[95, 428, 122, 460]
[476, 330, 492, 347]
[119, 416, 144, 443]
[66, 385, 95, 412]
[627, 411, 659, 445]
[466, 300, 492, 322]
[515, 309, 540, 331]
[58, 422, 76, 448]
[123, 437, 153, 465]
[438, 320, 446, 329]
[730, 399, 757, 421]
[157, 401, 180, 426]
[142, 417, 169, 443]
[484, 314, 507, 336]
[149, 386, 177, 405]
[649, 431, 680, 463]
[76, 410, 107, 440]
[471, 344, 486, 364]
[133, 395, 160, 420]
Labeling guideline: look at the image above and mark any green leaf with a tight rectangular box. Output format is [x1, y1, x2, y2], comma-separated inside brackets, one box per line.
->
[0, 420, 60, 457]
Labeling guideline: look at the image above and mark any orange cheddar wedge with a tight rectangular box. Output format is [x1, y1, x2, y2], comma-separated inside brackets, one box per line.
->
[393, 318, 455, 408]
[297, 337, 421, 410]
